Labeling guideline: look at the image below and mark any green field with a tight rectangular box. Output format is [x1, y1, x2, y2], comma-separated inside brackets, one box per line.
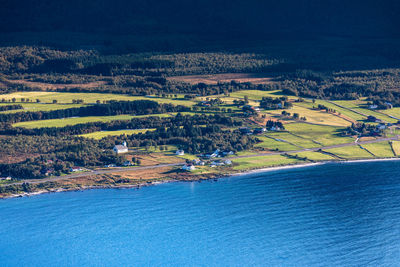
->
[323, 145, 374, 159]
[0, 103, 85, 113]
[266, 104, 351, 127]
[266, 131, 321, 148]
[380, 108, 400, 119]
[390, 141, 400, 156]
[254, 135, 300, 151]
[284, 123, 353, 146]
[361, 142, 395, 158]
[79, 129, 156, 139]
[334, 100, 397, 123]
[0, 91, 196, 106]
[288, 151, 336, 161]
[232, 154, 302, 170]
[311, 100, 366, 121]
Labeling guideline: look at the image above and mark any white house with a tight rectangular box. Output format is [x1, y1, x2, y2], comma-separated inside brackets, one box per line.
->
[182, 164, 195, 171]
[113, 141, 128, 154]
[176, 149, 185, 156]
[369, 104, 378, 110]
[123, 160, 133, 166]
[210, 149, 220, 158]
[270, 126, 280, 131]
[224, 159, 232, 165]
[377, 123, 387, 130]
[70, 167, 83, 172]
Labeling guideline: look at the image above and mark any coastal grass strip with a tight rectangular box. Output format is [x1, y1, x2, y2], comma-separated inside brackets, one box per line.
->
[323, 145, 374, 160]
[232, 154, 302, 170]
[254, 136, 300, 151]
[361, 141, 395, 158]
[288, 151, 336, 161]
[284, 123, 353, 146]
[390, 141, 400, 156]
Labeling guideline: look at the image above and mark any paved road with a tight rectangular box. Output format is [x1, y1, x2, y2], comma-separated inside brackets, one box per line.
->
[3, 136, 398, 187]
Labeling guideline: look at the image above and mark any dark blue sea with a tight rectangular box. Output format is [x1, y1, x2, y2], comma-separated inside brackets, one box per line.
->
[1, 160, 400, 266]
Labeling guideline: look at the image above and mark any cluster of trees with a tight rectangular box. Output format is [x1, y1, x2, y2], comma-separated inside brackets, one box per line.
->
[280, 69, 400, 106]
[281, 111, 306, 121]
[342, 123, 379, 137]
[1, 114, 239, 136]
[0, 104, 23, 112]
[0, 47, 278, 78]
[0, 100, 190, 124]
[315, 104, 337, 113]
[5, 75, 275, 97]
[259, 97, 292, 110]
[0, 113, 252, 178]
[103, 125, 258, 154]
[4, 46, 400, 106]
[0, 135, 125, 179]
[266, 120, 284, 130]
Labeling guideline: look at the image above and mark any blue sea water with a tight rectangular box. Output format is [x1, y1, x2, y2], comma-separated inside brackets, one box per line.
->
[1, 161, 400, 266]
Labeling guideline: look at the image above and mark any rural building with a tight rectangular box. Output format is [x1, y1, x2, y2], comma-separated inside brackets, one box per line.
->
[202, 149, 220, 159]
[385, 102, 393, 109]
[70, 167, 83, 172]
[369, 104, 378, 110]
[222, 151, 235, 156]
[123, 161, 133, 166]
[176, 149, 185, 156]
[182, 164, 195, 171]
[224, 159, 232, 165]
[367, 116, 381, 123]
[211, 161, 225, 166]
[253, 128, 266, 135]
[270, 126, 280, 131]
[105, 164, 116, 168]
[192, 159, 205, 166]
[113, 141, 128, 154]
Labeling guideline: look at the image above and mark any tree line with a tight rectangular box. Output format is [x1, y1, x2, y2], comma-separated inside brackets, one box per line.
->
[0, 104, 23, 112]
[0, 100, 190, 124]
[1, 114, 241, 136]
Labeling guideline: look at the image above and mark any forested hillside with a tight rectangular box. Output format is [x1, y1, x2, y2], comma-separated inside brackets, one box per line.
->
[1, 0, 399, 38]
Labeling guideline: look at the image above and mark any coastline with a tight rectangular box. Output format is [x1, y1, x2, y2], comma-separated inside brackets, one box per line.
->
[1, 157, 400, 200]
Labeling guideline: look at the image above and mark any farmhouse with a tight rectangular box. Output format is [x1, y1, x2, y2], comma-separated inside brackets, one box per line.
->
[113, 141, 128, 154]
[123, 160, 133, 166]
[253, 128, 266, 135]
[176, 149, 185, 156]
[376, 123, 387, 130]
[369, 104, 378, 110]
[270, 126, 281, 131]
[192, 159, 205, 166]
[70, 167, 83, 172]
[224, 159, 232, 165]
[182, 164, 195, 171]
